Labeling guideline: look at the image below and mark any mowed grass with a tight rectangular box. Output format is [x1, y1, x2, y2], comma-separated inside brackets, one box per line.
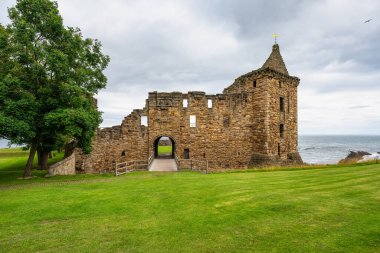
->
[0, 148, 64, 184]
[0, 160, 379, 252]
[158, 145, 172, 155]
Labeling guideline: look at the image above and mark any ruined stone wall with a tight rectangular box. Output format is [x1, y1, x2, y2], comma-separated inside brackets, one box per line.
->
[77, 109, 148, 173]
[47, 153, 76, 176]
[223, 68, 301, 166]
[146, 91, 257, 170]
[78, 72, 301, 172]
[76, 44, 303, 172]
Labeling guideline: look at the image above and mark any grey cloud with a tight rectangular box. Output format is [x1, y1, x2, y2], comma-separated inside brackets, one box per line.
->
[1, 0, 380, 133]
[348, 106, 371, 109]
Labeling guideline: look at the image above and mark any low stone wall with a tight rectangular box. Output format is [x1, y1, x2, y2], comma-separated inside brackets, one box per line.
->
[248, 151, 303, 167]
[47, 153, 76, 176]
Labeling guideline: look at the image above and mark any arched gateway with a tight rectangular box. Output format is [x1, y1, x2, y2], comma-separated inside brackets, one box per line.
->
[153, 136, 176, 158]
[76, 43, 303, 173]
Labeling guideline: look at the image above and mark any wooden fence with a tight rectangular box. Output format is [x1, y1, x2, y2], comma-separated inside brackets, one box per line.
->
[148, 153, 154, 169]
[115, 153, 209, 176]
[115, 159, 149, 176]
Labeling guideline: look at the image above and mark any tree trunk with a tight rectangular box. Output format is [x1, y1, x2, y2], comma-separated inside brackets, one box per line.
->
[37, 148, 43, 170]
[24, 141, 37, 178]
[40, 150, 49, 170]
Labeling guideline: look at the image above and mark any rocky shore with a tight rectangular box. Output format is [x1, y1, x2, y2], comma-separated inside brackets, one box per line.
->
[339, 151, 380, 164]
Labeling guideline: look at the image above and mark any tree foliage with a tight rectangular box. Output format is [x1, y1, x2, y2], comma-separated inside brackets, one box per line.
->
[0, 0, 110, 177]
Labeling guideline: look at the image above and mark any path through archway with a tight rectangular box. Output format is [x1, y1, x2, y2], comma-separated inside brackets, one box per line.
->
[154, 136, 175, 159]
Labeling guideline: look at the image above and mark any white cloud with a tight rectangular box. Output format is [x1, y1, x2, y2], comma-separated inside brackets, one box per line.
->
[1, 0, 379, 134]
[299, 89, 380, 134]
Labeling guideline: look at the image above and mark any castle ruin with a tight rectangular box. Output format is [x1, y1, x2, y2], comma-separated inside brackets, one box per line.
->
[77, 43, 303, 172]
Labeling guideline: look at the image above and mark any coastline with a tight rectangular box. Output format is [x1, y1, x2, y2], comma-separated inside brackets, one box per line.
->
[2, 136, 380, 165]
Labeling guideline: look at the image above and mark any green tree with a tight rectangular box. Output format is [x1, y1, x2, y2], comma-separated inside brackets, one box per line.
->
[0, 0, 110, 177]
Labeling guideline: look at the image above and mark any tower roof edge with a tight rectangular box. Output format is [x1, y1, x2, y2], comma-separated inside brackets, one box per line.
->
[261, 44, 289, 76]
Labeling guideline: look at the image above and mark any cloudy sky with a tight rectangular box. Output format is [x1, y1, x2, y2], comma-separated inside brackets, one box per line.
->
[1, 0, 379, 135]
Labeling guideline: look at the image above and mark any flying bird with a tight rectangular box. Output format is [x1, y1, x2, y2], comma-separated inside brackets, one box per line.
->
[364, 19, 372, 23]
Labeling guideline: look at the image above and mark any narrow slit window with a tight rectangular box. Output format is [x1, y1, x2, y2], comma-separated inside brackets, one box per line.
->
[253, 80, 257, 88]
[280, 124, 284, 138]
[184, 149, 190, 159]
[183, 99, 188, 108]
[190, 115, 196, 127]
[207, 99, 212, 108]
[141, 116, 148, 126]
[280, 97, 285, 112]
[278, 143, 281, 156]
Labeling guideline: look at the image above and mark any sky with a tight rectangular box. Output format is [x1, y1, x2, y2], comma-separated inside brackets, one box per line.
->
[1, 0, 379, 135]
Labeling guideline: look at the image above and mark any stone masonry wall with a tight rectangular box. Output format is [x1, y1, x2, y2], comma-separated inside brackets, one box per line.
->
[76, 44, 303, 172]
[47, 152, 76, 176]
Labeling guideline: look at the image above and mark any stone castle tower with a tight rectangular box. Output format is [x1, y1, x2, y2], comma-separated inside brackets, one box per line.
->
[76, 43, 303, 172]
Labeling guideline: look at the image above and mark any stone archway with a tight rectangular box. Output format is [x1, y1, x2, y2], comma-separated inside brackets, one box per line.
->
[153, 135, 176, 159]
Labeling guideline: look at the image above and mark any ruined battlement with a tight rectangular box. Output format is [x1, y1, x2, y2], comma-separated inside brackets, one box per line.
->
[77, 43, 303, 172]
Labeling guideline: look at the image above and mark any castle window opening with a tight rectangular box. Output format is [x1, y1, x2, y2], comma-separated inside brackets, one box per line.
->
[183, 99, 188, 108]
[253, 80, 257, 88]
[141, 116, 148, 126]
[279, 81, 282, 88]
[280, 97, 285, 112]
[190, 115, 196, 127]
[223, 116, 230, 128]
[280, 124, 284, 138]
[278, 143, 281, 156]
[203, 152, 206, 158]
[208, 99, 213, 108]
[121, 150, 126, 156]
[184, 149, 190, 159]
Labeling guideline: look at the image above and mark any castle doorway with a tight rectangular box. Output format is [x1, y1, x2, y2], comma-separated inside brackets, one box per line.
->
[154, 136, 175, 159]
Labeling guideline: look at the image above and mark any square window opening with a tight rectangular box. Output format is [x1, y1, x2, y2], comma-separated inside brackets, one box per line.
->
[190, 115, 196, 127]
[141, 116, 148, 126]
[207, 99, 213, 108]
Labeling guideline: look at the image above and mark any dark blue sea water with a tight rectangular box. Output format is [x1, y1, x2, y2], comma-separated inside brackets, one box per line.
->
[299, 135, 380, 164]
[1, 136, 380, 164]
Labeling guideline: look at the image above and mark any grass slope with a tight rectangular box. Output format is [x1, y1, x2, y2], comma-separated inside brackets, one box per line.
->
[157, 145, 172, 155]
[0, 161, 379, 252]
[0, 148, 63, 184]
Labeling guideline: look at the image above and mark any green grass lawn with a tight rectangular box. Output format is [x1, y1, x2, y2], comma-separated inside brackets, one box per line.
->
[0, 148, 64, 184]
[0, 153, 379, 252]
[158, 145, 172, 155]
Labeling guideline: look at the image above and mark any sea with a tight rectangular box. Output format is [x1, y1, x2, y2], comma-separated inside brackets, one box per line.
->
[299, 135, 380, 164]
[1, 136, 380, 164]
